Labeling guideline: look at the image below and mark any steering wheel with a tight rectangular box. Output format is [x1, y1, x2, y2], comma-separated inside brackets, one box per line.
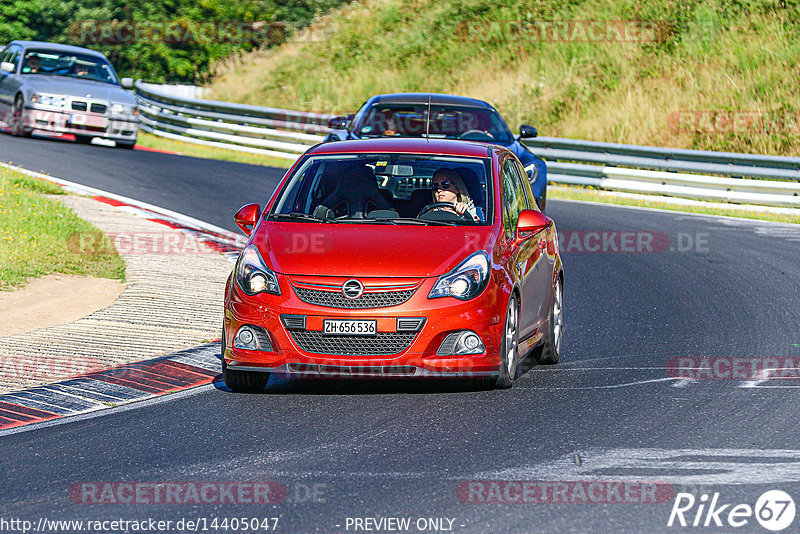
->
[458, 129, 494, 140]
[417, 202, 471, 221]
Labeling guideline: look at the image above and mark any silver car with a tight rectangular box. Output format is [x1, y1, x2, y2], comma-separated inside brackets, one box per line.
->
[0, 40, 139, 148]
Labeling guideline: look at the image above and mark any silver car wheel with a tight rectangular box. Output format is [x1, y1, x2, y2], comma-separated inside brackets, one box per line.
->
[505, 297, 518, 378]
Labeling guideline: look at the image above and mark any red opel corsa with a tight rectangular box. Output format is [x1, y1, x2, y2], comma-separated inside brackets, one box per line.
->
[223, 138, 563, 390]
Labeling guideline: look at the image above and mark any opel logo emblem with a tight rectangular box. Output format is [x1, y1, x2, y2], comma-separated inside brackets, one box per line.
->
[342, 279, 364, 299]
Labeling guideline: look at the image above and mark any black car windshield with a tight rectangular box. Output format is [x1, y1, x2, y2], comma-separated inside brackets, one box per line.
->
[270, 153, 493, 225]
[356, 104, 514, 144]
[21, 49, 119, 85]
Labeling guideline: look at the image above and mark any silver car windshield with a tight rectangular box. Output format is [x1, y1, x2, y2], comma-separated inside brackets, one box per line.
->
[271, 154, 493, 225]
[22, 49, 119, 85]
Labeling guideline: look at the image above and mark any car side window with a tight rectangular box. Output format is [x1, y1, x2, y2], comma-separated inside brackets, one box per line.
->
[513, 160, 540, 212]
[501, 159, 525, 240]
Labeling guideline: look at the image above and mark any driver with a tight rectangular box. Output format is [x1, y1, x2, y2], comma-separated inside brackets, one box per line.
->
[25, 55, 41, 73]
[427, 169, 482, 222]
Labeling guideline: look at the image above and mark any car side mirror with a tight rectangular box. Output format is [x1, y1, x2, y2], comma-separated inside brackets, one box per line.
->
[120, 77, 134, 89]
[0, 61, 15, 73]
[516, 209, 549, 238]
[234, 203, 261, 236]
[519, 124, 538, 139]
[326, 115, 349, 129]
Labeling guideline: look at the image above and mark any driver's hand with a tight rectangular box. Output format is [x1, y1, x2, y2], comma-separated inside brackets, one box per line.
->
[454, 202, 467, 215]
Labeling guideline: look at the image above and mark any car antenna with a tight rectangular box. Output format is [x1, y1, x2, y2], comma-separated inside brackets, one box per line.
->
[425, 96, 431, 142]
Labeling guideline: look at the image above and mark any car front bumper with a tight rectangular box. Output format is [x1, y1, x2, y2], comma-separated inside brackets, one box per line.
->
[22, 103, 139, 142]
[223, 274, 508, 379]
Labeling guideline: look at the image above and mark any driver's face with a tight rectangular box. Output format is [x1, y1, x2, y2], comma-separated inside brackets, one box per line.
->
[431, 176, 459, 204]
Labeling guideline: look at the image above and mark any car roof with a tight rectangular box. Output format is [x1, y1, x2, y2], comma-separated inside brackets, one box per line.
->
[309, 138, 496, 158]
[368, 92, 495, 109]
[6, 40, 107, 58]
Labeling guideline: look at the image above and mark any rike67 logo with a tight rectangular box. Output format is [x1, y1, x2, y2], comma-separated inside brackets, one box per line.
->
[668, 490, 796, 531]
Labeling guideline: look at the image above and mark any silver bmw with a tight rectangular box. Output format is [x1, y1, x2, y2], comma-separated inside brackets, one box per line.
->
[0, 40, 139, 148]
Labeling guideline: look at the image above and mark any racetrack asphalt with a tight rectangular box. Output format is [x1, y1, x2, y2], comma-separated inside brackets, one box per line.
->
[2, 135, 800, 532]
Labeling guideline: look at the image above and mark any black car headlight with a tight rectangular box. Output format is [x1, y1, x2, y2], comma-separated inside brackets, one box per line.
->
[429, 251, 490, 301]
[235, 245, 280, 296]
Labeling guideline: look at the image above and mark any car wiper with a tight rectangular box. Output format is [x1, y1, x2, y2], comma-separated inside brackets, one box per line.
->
[269, 212, 339, 223]
[372, 217, 456, 226]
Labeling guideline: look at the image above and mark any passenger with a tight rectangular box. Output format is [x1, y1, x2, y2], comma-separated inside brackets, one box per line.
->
[427, 169, 483, 222]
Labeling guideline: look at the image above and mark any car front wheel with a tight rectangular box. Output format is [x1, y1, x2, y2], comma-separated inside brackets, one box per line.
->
[494, 295, 520, 389]
[538, 275, 563, 364]
[221, 329, 270, 392]
[11, 96, 30, 137]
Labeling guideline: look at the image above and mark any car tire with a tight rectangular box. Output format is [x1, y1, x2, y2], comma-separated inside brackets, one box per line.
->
[493, 295, 520, 389]
[75, 135, 93, 145]
[116, 141, 135, 149]
[221, 329, 270, 392]
[11, 95, 30, 137]
[538, 275, 563, 364]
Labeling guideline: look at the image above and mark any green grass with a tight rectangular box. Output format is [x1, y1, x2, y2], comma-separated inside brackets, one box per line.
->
[206, 0, 800, 157]
[549, 185, 800, 224]
[0, 166, 126, 290]
[136, 132, 296, 169]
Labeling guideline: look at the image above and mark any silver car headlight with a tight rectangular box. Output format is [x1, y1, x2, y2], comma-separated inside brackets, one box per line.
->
[235, 245, 280, 296]
[30, 93, 66, 107]
[429, 251, 490, 301]
[110, 103, 138, 115]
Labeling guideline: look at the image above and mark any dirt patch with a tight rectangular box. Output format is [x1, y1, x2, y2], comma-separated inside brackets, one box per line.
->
[0, 274, 125, 337]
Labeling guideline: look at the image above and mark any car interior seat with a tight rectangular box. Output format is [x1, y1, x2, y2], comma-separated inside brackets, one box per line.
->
[313, 164, 392, 218]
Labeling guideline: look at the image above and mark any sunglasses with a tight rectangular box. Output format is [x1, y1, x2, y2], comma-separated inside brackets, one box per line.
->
[431, 180, 454, 190]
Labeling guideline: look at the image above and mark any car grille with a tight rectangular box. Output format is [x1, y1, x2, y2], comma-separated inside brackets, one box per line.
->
[288, 330, 417, 356]
[292, 286, 415, 309]
[71, 101, 88, 111]
[90, 103, 107, 114]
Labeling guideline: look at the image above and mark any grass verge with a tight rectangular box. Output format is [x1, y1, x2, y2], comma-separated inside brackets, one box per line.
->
[135, 132, 296, 169]
[0, 166, 126, 290]
[549, 185, 800, 224]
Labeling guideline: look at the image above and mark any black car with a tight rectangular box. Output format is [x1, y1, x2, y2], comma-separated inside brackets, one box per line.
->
[324, 93, 548, 211]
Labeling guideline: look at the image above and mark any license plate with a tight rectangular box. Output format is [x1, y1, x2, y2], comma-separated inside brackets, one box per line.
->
[323, 319, 377, 336]
[69, 114, 108, 128]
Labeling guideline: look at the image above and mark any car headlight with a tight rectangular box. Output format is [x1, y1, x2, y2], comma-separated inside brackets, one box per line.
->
[111, 103, 137, 115]
[429, 251, 490, 301]
[235, 245, 280, 296]
[30, 93, 65, 107]
[524, 162, 539, 183]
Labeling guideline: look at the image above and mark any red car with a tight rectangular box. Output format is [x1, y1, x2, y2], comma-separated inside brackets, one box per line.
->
[223, 138, 563, 390]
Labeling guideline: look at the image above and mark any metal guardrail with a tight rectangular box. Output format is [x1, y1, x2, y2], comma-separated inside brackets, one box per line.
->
[134, 81, 329, 159]
[134, 81, 800, 208]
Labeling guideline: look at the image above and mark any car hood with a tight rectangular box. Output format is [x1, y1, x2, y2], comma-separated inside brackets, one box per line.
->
[251, 222, 495, 278]
[22, 76, 135, 104]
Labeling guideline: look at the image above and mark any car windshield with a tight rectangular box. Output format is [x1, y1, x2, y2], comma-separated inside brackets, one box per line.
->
[270, 153, 493, 225]
[356, 104, 514, 143]
[21, 49, 119, 85]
